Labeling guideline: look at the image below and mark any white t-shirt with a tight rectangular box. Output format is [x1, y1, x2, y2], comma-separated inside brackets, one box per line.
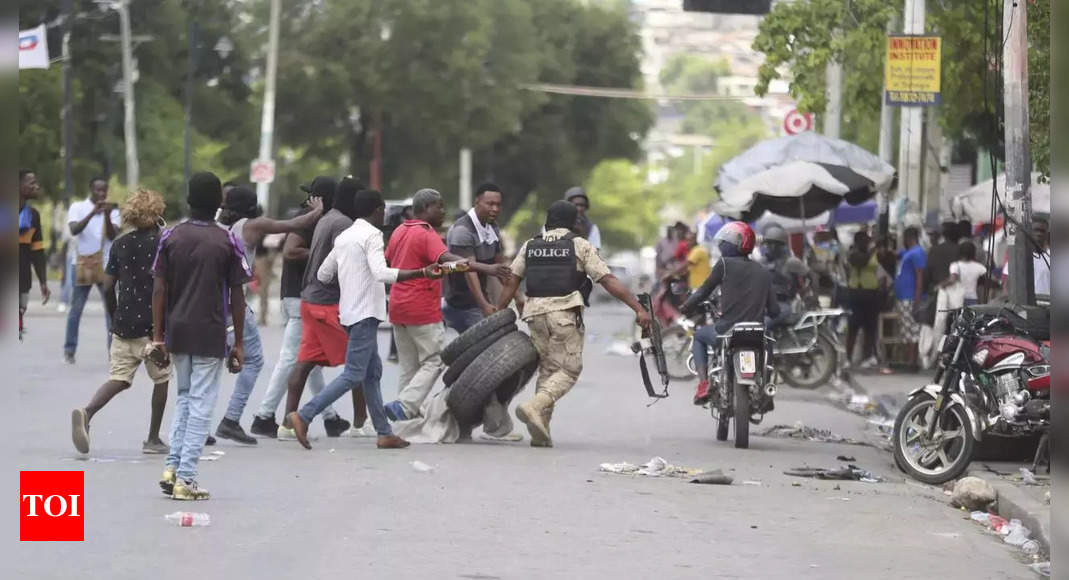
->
[1003, 250, 1051, 297]
[67, 198, 121, 260]
[949, 260, 987, 300]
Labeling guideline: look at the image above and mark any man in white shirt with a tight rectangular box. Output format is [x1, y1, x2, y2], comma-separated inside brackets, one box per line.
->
[286, 189, 441, 451]
[1002, 217, 1051, 300]
[64, 177, 121, 364]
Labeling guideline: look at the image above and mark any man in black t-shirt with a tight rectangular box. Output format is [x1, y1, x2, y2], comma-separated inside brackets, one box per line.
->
[152, 172, 251, 501]
[71, 189, 171, 456]
[18, 170, 51, 340]
[442, 183, 512, 333]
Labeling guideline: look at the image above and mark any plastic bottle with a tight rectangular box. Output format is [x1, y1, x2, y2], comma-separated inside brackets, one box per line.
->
[165, 512, 211, 527]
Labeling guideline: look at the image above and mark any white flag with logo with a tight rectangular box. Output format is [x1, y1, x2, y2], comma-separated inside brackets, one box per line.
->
[19, 24, 50, 70]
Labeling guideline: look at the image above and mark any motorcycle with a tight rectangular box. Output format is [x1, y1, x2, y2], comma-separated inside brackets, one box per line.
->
[669, 298, 846, 389]
[708, 322, 775, 449]
[892, 304, 1051, 485]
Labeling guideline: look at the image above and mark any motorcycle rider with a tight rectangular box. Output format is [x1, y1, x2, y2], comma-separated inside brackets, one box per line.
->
[681, 222, 779, 405]
[759, 223, 809, 327]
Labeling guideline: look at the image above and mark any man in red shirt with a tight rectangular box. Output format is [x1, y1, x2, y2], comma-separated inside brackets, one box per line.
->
[383, 188, 510, 420]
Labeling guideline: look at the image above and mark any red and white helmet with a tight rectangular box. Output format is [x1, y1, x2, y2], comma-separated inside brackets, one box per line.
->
[713, 221, 756, 256]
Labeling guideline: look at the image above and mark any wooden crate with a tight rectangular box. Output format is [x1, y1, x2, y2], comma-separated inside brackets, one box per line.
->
[878, 312, 916, 367]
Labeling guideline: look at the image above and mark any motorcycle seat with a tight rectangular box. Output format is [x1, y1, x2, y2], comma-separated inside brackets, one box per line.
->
[969, 303, 1050, 341]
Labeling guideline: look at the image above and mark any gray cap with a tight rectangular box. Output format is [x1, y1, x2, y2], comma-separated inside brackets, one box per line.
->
[564, 186, 589, 207]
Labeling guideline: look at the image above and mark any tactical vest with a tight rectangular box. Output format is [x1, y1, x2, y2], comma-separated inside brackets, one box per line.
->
[768, 259, 798, 301]
[525, 234, 587, 298]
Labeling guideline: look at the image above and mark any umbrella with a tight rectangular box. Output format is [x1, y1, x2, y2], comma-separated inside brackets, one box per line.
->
[831, 199, 878, 225]
[712, 132, 895, 222]
[952, 172, 1051, 224]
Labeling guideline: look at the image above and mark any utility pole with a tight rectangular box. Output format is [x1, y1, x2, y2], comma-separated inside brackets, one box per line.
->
[459, 148, 472, 210]
[876, 18, 896, 239]
[255, 0, 281, 211]
[1003, 0, 1034, 305]
[183, 21, 199, 192]
[823, 59, 842, 139]
[61, 0, 74, 201]
[897, 0, 925, 214]
[117, 0, 139, 190]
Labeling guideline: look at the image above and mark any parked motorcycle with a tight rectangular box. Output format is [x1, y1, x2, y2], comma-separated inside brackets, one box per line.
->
[892, 304, 1051, 484]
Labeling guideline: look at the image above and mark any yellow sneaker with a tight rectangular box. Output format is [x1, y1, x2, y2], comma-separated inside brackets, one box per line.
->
[172, 479, 210, 501]
[159, 466, 176, 496]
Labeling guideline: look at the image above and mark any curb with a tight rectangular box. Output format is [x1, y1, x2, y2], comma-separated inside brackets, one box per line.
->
[969, 470, 1052, 555]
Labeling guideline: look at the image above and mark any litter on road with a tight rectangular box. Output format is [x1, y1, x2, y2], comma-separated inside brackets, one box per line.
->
[783, 465, 882, 482]
[599, 457, 701, 478]
[969, 511, 1041, 556]
[410, 460, 435, 472]
[758, 422, 865, 445]
[689, 470, 733, 485]
[164, 512, 211, 527]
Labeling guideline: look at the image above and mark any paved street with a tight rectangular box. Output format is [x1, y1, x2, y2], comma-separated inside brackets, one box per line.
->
[9, 299, 1036, 579]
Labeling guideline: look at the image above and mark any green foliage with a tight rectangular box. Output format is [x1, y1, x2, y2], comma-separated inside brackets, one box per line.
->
[752, 0, 1050, 174]
[20, 0, 652, 232]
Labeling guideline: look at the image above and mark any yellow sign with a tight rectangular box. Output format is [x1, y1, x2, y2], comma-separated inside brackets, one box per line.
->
[885, 35, 941, 106]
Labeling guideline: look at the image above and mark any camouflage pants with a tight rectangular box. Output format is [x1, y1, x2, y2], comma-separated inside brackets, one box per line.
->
[527, 308, 585, 413]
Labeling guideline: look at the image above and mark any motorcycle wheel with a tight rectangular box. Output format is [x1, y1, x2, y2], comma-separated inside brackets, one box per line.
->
[892, 395, 976, 485]
[780, 333, 837, 390]
[661, 325, 694, 380]
[733, 382, 750, 449]
[712, 388, 729, 441]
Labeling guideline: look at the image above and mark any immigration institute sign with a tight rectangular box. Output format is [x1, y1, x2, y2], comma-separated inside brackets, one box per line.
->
[884, 35, 942, 106]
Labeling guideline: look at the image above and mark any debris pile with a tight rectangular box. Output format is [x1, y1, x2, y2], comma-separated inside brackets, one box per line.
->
[599, 457, 701, 478]
[758, 421, 865, 445]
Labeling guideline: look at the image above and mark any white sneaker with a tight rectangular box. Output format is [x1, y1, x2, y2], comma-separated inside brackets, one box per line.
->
[479, 431, 524, 442]
[57, 303, 68, 313]
[346, 424, 376, 438]
[859, 356, 879, 369]
[278, 425, 318, 441]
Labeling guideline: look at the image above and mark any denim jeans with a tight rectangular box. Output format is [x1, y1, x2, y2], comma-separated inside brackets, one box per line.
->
[255, 298, 334, 420]
[224, 305, 264, 422]
[299, 318, 390, 436]
[442, 303, 483, 334]
[64, 283, 112, 355]
[691, 324, 721, 376]
[167, 354, 224, 482]
[61, 258, 75, 305]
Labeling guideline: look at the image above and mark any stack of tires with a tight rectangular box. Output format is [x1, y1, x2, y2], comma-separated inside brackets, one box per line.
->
[442, 309, 539, 429]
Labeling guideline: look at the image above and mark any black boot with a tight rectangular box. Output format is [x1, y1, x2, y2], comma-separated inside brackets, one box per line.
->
[250, 415, 279, 438]
[323, 415, 352, 438]
[216, 418, 258, 445]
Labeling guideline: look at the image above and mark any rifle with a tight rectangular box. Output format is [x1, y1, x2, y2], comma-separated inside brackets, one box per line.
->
[632, 293, 670, 399]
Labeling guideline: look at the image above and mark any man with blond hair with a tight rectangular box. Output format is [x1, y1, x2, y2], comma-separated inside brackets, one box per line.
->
[72, 188, 171, 455]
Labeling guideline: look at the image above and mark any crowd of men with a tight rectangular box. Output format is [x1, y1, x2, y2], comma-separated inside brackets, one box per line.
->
[659, 214, 1052, 378]
[19, 168, 649, 501]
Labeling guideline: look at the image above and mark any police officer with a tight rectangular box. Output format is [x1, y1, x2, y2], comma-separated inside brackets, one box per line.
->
[760, 223, 809, 327]
[497, 201, 650, 447]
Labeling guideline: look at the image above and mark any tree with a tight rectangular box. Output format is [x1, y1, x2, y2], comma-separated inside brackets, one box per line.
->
[752, 0, 1050, 175]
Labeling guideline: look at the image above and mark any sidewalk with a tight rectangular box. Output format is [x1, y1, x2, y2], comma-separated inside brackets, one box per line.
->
[844, 369, 1052, 555]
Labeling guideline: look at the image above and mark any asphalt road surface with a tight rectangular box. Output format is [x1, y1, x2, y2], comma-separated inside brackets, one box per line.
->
[8, 300, 1033, 579]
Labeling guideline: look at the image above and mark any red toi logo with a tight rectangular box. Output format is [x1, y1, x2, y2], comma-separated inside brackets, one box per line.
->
[20, 471, 84, 541]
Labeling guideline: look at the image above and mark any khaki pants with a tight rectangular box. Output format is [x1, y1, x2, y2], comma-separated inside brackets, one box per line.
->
[526, 309, 585, 419]
[393, 323, 445, 417]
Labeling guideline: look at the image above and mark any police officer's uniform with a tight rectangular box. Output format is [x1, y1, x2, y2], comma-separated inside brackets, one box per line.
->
[509, 228, 611, 446]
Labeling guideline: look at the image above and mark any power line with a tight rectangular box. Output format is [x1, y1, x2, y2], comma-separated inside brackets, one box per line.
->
[520, 83, 759, 101]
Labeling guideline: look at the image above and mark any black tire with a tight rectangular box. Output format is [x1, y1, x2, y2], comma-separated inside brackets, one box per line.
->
[497, 359, 538, 404]
[442, 309, 517, 365]
[892, 395, 976, 485]
[442, 324, 516, 386]
[661, 325, 694, 381]
[447, 332, 539, 428]
[779, 333, 838, 390]
[734, 381, 750, 449]
[716, 410, 729, 441]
